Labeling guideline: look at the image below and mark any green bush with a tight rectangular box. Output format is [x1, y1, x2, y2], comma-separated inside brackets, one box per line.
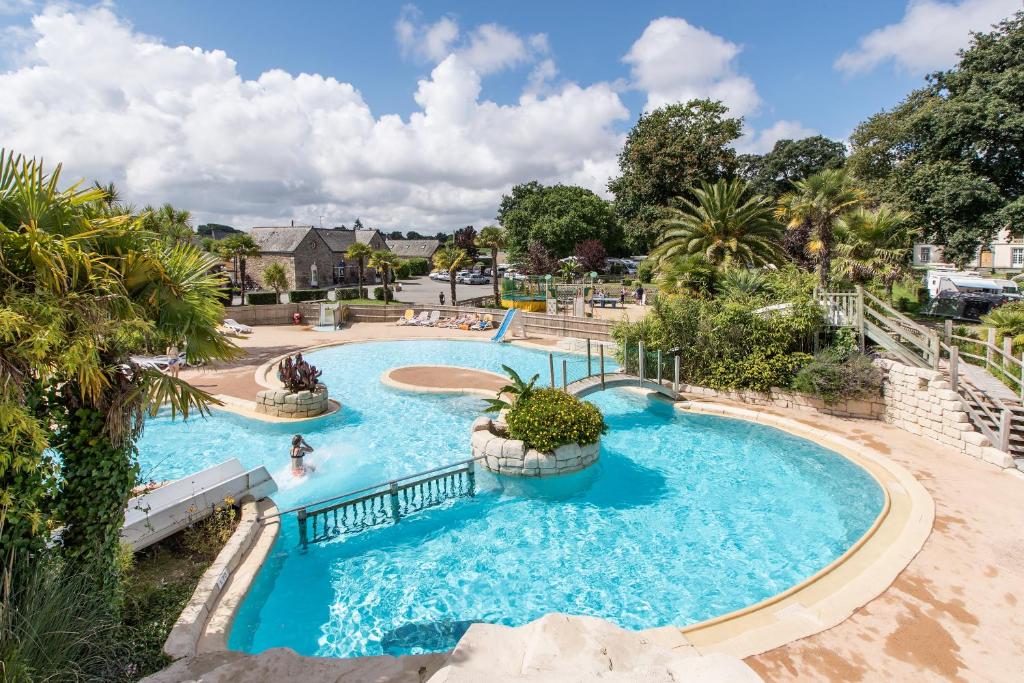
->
[334, 286, 367, 300]
[636, 260, 655, 284]
[395, 261, 412, 279]
[245, 291, 278, 305]
[407, 257, 431, 276]
[506, 388, 606, 452]
[290, 288, 329, 303]
[793, 349, 883, 405]
[373, 286, 393, 301]
[613, 294, 822, 392]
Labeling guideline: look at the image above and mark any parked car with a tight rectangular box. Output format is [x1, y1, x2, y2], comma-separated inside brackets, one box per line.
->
[430, 270, 450, 281]
[458, 273, 490, 285]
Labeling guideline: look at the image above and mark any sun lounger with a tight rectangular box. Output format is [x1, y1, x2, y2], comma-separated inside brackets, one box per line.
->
[395, 309, 416, 325]
[399, 310, 428, 326]
[223, 318, 253, 335]
[422, 311, 441, 326]
[130, 353, 186, 371]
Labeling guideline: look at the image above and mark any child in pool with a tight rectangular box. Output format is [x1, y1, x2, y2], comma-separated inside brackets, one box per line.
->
[290, 434, 315, 476]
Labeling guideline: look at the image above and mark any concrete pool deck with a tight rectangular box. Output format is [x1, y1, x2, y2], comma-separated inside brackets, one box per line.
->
[177, 324, 1024, 681]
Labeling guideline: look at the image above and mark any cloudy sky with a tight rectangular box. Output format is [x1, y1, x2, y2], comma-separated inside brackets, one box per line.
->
[0, 0, 1018, 231]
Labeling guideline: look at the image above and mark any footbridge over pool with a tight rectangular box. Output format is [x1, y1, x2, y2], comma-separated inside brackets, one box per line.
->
[566, 373, 679, 400]
[545, 339, 682, 401]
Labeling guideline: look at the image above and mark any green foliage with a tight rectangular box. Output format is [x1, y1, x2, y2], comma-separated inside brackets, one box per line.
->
[182, 498, 238, 557]
[654, 256, 718, 297]
[345, 241, 375, 292]
[373, 285, 392, 300]
[636, 260, 655, 284]
[718, 268, 769, 298]
[613, 294, 822, 392]
[262, 262, 289, 295]
[395, 260, 412, 279]
[651, 179, 785, 269]
[737, 136, 847, 199]
[847, 12, 1024, 264]
[483, 365, 539, 413]
[832, 205, 917, 297]
[608, 99, 743, 253]
[506, 388, 607, 453]
[246, 291, 278, 305]
[405, 257, 431, 276]
[289, 288, 329, 303]
[334, 286, 367, 300]
[981, 301, 1024, 348]
[368, 249, 401, 304]
[497, 181, 622, 261]
[53, 404, 139, 587]
[793, 348, 883, 405]
[138, 203, 194, 247]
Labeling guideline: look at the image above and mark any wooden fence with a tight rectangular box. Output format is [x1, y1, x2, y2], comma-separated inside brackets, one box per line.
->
[520, 312, 614, 342]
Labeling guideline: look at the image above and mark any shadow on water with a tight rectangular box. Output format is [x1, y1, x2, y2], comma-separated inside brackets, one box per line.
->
[380, 619, 480, 656]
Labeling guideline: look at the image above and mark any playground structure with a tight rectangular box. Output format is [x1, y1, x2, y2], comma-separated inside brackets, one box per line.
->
[500, 273, 597, 315]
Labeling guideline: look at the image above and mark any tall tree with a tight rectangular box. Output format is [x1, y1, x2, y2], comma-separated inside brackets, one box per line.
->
[651, 179, 785, 269]
[368, 249, 400, 304]
[574, 239, 608, 273]
[346, 241, 374, 295]
[216, 234, 260, 300]
[454, 225, 479, 259]
[847, 11, 1024, 264]
[387, 230, 404, 240]
[406, 230, 424, 239]
[476, 225, 506, 302]
[433, 244, 469, 304]
[262, 262, 290, 302]
[0, 150, 238, 582]
[352, 218, 365, 230]
[737, 136, 847, 199]
[525, 242, 557, 275]
[833, 206, 917, 301]
[609, 99, 743, 253]
[497, 182, 621, 262]
[776, 169, 865, 286]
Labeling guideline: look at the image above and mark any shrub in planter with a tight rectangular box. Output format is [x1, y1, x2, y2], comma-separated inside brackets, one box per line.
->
[373, 286, 393, 301]
[246, 291, 278, 305]
[334, 286, 366, 300]
[793, 349, 883, 405]
[506, 388, 606, 453]
[290, 288, 329, 303]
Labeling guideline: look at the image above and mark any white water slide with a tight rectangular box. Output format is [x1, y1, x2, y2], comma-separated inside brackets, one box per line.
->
[122, 459, 277, 551]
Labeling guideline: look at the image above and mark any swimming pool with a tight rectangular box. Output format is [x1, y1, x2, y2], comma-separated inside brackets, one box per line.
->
[136, 340, 884, 658]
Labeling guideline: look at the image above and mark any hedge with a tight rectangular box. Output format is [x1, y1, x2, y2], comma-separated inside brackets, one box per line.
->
[407, 257, 431, 276]
[334, 286, 367, 300]
[246, 291, 278, 305]
[290, 289, 329, 303]
[373, 286, 393, 301]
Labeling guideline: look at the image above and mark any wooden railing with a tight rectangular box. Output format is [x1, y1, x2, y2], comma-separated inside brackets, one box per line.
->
[267, 458, 481, 548]
[942, 320, 1024, 399]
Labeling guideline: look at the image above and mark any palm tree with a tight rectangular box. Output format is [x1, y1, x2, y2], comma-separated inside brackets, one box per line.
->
[0, 149, 239, 583]
[833, 206, 917, 300]
[776, 169, 865, 286]
[655, 254, 718, 297]
[476, 225, 505, 303]
[262, 262, 290, 302]
[433, 244, 470, 305]
[346, 241, 374, 296]
[216, 234, 260, 302]
[368, 249, 400, 304]
[141, 203, 194, 246]
[651, 179, 785, 271]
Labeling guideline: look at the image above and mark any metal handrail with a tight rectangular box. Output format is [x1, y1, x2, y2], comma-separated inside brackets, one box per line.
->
[264, 455, 486, 520]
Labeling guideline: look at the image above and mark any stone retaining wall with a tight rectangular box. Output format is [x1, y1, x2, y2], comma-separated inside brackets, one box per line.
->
[680, 384, 885, 419]
[470, 416, 599, 476]
[255, 385, 329, 418]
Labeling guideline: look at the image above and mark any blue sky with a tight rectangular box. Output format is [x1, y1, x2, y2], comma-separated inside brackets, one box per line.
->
[0, 0, 1018, 230]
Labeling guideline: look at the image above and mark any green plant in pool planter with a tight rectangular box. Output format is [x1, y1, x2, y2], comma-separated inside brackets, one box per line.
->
[505, 388, 607, 453]
[482, 365, 539, 413]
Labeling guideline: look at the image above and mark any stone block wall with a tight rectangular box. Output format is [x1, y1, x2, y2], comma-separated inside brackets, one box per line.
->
[470, 416, 599, 477]
[679, 384, 885, 419]
[255, 386, 330, 418]
[876, 359, 1013, 468]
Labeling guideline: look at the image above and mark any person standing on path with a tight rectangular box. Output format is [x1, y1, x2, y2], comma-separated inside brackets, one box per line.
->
[439, 291, 445, 305]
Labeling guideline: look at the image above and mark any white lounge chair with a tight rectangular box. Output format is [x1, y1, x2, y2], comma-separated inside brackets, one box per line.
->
[223, 318, 253, 335]
[403, 311, 430, 326]
[421, 311, 441, 327]
[130, 353, 186, 371]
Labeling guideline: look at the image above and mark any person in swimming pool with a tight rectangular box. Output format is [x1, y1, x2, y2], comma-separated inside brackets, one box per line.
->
[290, 434, 315, 476]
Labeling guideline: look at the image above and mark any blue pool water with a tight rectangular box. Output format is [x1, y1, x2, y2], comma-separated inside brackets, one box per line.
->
[136, 340, 884, 659]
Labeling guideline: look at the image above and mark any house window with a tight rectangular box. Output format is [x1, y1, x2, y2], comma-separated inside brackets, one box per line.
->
[1013, 248, 1024, 268]
[919, 246, 931, 263]
[310, 263, 319, 288]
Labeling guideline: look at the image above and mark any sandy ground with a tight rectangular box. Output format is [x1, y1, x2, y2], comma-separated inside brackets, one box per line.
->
[386, 365, 506, 393]
[182, 324, 1024, 681]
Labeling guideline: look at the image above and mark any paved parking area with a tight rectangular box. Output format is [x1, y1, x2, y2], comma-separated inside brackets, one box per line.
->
[395, 275, 496, 304]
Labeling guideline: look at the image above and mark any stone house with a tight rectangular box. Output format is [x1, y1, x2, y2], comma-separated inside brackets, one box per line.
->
[248, 226, 389, 290]
[385, 238, 443, 261]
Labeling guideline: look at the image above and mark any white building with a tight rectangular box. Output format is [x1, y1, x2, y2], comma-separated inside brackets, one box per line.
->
[914, 228, 1024, 272]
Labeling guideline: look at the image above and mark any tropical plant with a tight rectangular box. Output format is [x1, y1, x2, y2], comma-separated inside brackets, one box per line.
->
[506, 389, 607, 453]
[140, 203, 194, 247]
[651, 179, 785, 271]
[793, 348, 883, 405]
[483, 365, 539, 413]
[216, 234, 260, 302]
[262, 262, 289, 301]
[476, 225, 505, 302]
[433, 244, 470, 305]
[981, 302, 1024, 349]
[654, 255, 719, 297]
[718, 267, 768, 298]
[558, 259, 578, 281]
[0, 149, 239, 587]
[345, 241, 374, 294]
[368, 249, 400, 304]
[776, 169, 865, 286]
[833, 205, 916, 300]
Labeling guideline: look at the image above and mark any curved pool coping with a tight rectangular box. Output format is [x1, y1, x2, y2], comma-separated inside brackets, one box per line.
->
[211, 337, 933, 660]
[380, 365, 507, 397]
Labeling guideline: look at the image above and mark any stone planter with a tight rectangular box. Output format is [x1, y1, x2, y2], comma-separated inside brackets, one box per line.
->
[470, 416, 599, 477]
[255, 385, 330, 418]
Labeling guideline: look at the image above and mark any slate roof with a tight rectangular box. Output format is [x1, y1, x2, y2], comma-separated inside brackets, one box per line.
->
[315, 228, 357, 253]
[250, 226, 315, 253]
[386, 239, 442, 258]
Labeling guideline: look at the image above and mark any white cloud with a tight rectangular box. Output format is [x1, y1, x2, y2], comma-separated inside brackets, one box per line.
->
[0, 0, 34, 16]
[0, 6, 628, 230]
[394, 5, 548, 76]
[835, 0, 1018, 75]
[623, 16, 760, 117]
[734, 120, 819, 155]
